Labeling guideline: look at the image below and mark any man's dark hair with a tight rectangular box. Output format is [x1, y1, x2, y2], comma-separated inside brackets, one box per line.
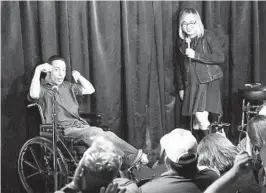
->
[166, 154, 198, 179]
[38, 55, 66, 80]
[47, 55, 65, 64]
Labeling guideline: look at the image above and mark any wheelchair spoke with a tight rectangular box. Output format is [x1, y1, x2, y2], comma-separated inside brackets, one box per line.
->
[23, 160, 38, 171]
[18, 137, 70, 193]
[29, 147, 41, 171]
[25, 171, 40, 179]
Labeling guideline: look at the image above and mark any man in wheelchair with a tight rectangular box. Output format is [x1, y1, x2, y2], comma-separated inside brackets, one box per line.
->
[28, 55, 148, 170]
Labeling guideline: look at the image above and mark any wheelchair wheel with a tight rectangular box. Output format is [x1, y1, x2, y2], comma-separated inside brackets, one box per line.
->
[18, 137, 68, 193]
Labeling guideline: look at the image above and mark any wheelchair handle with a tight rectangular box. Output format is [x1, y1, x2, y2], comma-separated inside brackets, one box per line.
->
[27, 103, 38, 108]
[27, 103, 45, 124]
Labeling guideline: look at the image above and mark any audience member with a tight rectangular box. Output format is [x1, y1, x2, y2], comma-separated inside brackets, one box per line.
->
[199, 133, 260, 192]
[258, 145, 266, 192]
[197, 133, 238, 176]
[112, 178, 140, 193]
[99, 183, 126, 193]
[139, 128, 218, 193]
[247, 115, 266, 153]
[246, 115, 266, 186]
[204, 151, 254, 193]
[56, 137, 140, 193]
[100, 151, 255, 193]
[56, 136, 122, 193]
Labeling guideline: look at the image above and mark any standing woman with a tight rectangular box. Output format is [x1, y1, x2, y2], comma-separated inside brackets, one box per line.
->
[176, 8, 225, 140]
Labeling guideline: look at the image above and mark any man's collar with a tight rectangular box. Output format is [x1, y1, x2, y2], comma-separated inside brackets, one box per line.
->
[41, 78, 52, 85]
[41, 79, 54, 90]
[161, 169, 180, 177]
[41, 78, 63, 89]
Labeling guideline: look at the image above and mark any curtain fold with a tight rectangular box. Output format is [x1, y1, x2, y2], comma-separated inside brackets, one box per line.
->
[39, 1, 59, 59]
[1, 2, 28, 192]
[2, 1, 266, 192]
[89, 1, 122, 135]
[252, 1, 260, 83]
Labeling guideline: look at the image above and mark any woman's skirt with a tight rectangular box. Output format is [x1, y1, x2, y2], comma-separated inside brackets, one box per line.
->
[182, 62, 222, 116]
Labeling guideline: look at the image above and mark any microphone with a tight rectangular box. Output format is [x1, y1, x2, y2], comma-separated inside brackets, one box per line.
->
[185, 37, 191, 62]
[52, 86, 58, 92]
[185, 37, 191, 49]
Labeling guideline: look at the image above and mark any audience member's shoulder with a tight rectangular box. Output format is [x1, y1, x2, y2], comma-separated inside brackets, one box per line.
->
[113, 178, 140, 193]
[194, 168, 219, 192]
[197, 167, 220, 180]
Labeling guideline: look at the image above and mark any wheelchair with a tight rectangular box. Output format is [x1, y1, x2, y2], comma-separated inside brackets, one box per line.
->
[17, 103, 108, 193]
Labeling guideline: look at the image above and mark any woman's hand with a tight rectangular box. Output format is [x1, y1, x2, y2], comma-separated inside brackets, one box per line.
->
[179, 90, 184, 100]
[185, 48, 195, 59]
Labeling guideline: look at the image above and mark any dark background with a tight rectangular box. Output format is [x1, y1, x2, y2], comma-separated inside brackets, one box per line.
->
[2, 1, 266, 192]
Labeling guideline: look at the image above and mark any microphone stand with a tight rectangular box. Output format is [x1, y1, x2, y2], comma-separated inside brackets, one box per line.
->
[185, 37, 193, 130]
[52, 87, 58, 191]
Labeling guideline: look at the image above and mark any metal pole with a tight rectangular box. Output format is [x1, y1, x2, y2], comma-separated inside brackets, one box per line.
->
[239, 99, 246, 143]
[241, 99, 246, 130]
[52, 88, 58, 191]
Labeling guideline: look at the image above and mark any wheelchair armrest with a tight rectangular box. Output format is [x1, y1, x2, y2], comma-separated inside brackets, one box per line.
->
[79, 112, 111, 131]
[79, 112, 104, 120]
[39, 124, 65, 138]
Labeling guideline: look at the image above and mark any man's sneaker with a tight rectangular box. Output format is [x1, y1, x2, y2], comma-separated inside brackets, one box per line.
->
[121, 149, 145, 171]
[140, 152, 149, 165]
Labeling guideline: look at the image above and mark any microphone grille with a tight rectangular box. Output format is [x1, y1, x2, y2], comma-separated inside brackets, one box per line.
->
[185, 38, 191, 43]
[52, 86, 58, 91]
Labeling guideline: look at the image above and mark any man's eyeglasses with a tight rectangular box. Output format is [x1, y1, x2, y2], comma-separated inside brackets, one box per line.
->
[181, 21, 197, 27]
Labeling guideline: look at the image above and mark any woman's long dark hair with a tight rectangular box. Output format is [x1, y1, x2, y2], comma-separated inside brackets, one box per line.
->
[247, 115, 266, 151]
[197, 133, 238, 175]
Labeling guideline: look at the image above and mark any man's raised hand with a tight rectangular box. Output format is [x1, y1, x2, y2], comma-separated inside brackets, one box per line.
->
[72, 70, 81, 83]
[37, 63, 52, 73]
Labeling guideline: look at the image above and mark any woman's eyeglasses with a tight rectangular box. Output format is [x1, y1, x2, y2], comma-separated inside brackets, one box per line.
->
[181, 21, 197, 27]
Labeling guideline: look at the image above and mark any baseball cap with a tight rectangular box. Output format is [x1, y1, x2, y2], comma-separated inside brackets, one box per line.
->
[160, 128, 198, 164]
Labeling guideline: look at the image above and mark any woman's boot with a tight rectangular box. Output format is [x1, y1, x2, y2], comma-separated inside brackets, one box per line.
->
[192, 129, 201, 143]
[198, 129, 210, 142]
